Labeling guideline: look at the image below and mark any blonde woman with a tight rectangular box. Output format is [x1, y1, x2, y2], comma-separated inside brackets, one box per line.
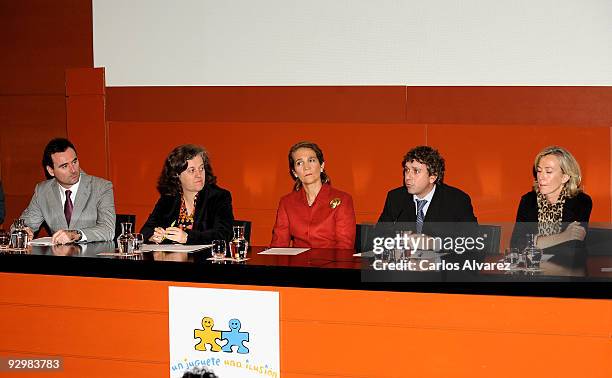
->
[510, 146, 592, 251]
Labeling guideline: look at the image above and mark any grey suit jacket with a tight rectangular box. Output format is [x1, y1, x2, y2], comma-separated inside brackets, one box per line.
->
[20, 173, 116, 242]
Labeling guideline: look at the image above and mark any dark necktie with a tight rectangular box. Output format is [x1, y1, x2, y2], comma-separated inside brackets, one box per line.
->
[64, 190, 73, 226]
[416, 199, 427, 234]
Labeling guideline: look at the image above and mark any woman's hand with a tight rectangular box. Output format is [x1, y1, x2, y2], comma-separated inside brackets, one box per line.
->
[149, 227, 166, 244]
[535, 221, 587, 249]
[564, 221, 586, 241]
[164, 227, 188, 244]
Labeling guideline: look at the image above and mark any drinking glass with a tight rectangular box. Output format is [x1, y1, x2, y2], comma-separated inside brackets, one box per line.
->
[12, 231, 28, 250]
[504, 248, 519, 266]
[397, 230, 412, 260]
[524, 233, 543, 271]
[132, 233, 144, 253]
[528, 248, 543, 270]
[212, 240, 227, 259]
[10, 219, 29, 250]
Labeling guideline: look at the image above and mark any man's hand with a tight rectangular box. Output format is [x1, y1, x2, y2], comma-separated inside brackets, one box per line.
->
[51, 229, 80, 245]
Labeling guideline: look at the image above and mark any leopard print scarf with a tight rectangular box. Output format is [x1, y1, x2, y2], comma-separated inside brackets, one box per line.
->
[536, 186, 568, 236]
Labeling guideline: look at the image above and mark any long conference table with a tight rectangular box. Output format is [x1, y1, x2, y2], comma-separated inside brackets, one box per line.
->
[1, 243, 611, 377]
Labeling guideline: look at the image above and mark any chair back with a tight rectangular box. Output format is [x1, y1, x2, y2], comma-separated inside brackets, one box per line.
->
[479, 224, 501, 255]
[586, 227, 612, 255]
[355, 223, 375, 252]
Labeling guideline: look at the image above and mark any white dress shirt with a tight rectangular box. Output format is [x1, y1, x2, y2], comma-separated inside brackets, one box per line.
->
[412, 184, 436, 217]
[57, 178, 87, 242]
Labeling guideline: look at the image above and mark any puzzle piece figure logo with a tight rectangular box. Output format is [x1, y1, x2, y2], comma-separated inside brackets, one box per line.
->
[221, 319, 249, 354]
[193, 316, 222, 352]
[194, 317, 250, 354]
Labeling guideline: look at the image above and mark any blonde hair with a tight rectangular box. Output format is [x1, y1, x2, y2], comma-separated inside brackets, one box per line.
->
[533, 146, 582, 197]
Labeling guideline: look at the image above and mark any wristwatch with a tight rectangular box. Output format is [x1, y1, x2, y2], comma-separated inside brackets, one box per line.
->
[73, 229, 83, 241]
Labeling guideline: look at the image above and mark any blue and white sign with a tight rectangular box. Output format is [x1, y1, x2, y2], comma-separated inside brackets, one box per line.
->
[169, 287, 280, 378]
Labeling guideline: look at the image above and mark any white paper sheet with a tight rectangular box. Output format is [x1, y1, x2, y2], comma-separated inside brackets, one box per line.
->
[258, 248, 310, 256]
[140, 244, 212, 253]
[206, 257, 250, 262]
[29, 237, 54, 246]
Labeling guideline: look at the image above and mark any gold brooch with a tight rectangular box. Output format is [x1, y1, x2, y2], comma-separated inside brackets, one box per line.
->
[329, 198, 342, 209]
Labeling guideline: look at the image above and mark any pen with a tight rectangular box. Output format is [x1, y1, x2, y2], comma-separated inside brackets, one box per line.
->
[160, 221, 176, 243]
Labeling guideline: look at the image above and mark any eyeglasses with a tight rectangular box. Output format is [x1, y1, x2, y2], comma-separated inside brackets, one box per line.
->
[184, 166, 205, 176]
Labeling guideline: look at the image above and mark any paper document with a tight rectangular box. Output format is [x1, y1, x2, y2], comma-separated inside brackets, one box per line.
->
[206, 257, 250, 262]
[97, 252, 139, 256]
[258, 248, 310, 256]
[29, 237, 54, 246]
[405, 250, 442, 259]
[141, 244, 212, 253]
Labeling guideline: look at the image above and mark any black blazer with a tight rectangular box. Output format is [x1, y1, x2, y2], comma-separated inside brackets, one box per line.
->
[377, 183, 478, 237]
[140, 184, 234, 244]
[378, 184, 477, 222]
[510, 191, 592, 251]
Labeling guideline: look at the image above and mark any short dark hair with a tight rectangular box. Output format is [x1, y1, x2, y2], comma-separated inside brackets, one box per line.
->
[42, 138, 77, 179]
[157, 144, 216, 196]
[402, 146, 445, 184]
[288, 141, 330, 191]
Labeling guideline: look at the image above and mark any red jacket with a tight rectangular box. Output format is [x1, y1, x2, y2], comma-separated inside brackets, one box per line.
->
[271, 184, 356, 249]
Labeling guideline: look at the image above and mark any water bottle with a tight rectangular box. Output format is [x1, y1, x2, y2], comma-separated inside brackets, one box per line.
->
[10, 219, 29, 250]
[117, 222, 135, 254]
[524, 233, 543, 270]
[230, 226, 248, 260]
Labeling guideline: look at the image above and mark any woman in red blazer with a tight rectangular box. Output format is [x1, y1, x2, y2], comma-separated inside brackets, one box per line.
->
[271, 141, 356, 249]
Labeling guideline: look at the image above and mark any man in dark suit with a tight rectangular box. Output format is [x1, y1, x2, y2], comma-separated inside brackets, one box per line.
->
[378, 146, 477, 248]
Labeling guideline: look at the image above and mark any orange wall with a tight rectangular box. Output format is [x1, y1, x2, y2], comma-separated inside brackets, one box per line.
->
[2, 1, 611, 248]
[0, 0, 93, 227]
[105, 121, 611, 246]
[1, 273, 610, 378]
[91, 86, 612, 245]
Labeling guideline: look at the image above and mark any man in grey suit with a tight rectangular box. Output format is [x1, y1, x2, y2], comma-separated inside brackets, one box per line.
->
[20, 138, 116, 244]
